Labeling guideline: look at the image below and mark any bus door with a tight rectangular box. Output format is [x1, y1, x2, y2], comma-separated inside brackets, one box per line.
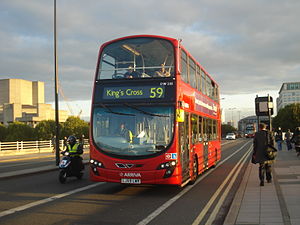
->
[203, 118, 209, 168]
[179, 112, 190, 180]
[203, 141, 209, 168]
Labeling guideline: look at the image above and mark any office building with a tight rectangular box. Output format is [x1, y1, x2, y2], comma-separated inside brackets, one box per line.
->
[0, 78, 68, 126]
[277, 82, 300, 113]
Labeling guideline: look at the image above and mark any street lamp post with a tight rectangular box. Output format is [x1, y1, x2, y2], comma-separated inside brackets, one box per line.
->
[228, 108, 236, 127]
[54, 0, 60, 166]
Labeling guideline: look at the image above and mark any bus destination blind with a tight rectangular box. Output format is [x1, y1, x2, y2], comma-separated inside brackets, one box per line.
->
[103, 86, 166, 100]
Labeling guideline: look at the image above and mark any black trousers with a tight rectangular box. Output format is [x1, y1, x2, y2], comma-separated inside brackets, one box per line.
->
[71, 156, 84, 172]
[259, 163, 272, 182]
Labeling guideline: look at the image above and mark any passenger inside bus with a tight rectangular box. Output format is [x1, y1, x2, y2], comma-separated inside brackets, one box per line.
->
[155, 63, 171, 77]
[124, 66, 139, 78]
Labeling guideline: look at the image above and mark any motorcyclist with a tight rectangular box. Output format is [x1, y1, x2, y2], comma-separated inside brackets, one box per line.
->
[65, 135, 84, 171]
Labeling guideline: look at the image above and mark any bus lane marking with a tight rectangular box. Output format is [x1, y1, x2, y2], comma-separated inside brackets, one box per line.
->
[204, 147, 252, 225]
[192, 145, 252, 225]
[136, 141, 252, 225]
[0, 183, 104, 218]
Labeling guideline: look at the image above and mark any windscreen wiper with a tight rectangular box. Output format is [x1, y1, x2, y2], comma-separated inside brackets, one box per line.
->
[123, 103, 169, 117]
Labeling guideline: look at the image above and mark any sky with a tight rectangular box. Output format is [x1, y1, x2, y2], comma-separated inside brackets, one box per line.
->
[1, 0, 299, 125]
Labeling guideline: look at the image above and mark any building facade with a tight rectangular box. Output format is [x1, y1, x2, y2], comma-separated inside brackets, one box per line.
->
[0, 79, 68, 126]
[277, 82, 300, 113]
[238, 115, 270, 133]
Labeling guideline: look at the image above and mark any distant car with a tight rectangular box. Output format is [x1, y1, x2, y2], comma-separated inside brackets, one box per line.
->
[226, 133, 236, 140]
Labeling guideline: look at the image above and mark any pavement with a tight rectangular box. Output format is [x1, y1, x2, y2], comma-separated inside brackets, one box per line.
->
[224, 144, 300, 225]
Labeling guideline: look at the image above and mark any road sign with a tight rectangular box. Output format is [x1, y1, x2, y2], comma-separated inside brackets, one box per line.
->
[255, 96, 274, 116]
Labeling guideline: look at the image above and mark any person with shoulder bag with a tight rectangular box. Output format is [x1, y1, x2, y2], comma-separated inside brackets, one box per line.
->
[291, 127, 300, 157]
[275, 127, 283, 150]
[252, 123, 275, 186]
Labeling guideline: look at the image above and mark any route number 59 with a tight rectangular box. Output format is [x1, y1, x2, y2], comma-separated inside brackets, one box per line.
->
[150, 87, 164, 98]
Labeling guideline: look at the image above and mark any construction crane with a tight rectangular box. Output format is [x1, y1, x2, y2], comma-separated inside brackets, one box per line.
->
[58, 81, 82, 117]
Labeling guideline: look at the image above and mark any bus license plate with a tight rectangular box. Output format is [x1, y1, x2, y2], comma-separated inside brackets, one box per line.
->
[121, 178, 141, 184]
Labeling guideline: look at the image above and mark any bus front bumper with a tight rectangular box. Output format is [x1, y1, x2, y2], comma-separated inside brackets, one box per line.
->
[89, 167, 181, 185]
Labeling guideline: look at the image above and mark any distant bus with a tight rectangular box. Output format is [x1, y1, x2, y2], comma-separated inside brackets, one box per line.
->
[245, 123, 256, 138]
[89, 35, 221, 186]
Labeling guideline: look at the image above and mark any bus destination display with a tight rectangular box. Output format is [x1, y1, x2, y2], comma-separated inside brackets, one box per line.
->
[103, 86, 165, 100]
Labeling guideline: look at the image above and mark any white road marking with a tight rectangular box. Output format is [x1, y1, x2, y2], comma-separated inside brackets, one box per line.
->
[136, 141, 251, 225]
[0, 182, 104, 218]
[192, 145, 252, 225]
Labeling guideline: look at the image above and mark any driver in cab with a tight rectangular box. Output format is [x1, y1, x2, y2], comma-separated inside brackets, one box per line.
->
[118, 123, 133, 143]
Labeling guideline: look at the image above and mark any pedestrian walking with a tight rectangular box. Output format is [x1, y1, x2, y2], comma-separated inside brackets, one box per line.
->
[63, 136, 68, 151]
[80, 134, 85, 146]
[291, 127, 300, 157]
[51, 135, 56, 153]
[275, 127, 283, 151]
[285, 129, 293, 151]
[252, 123, 275, 186]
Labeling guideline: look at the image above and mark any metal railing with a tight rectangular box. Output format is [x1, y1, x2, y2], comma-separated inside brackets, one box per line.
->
[0, 139, 89, 152]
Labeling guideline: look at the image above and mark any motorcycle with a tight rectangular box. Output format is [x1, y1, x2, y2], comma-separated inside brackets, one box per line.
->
[58, 151, 84, 183]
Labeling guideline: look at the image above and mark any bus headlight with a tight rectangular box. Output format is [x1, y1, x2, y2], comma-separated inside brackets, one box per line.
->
[157, 161, 177, 170]
[90, 159, 104, 176]
[157, 161, 177, 178]
[90, 159, 104, 167]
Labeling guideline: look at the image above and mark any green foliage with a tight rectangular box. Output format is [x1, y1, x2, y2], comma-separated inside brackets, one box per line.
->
[272, 103, 300, 132]
[60, 116, 89, 139]
[221, 124, 237, 137]
[34, 120, 57, 140]
[0, 124, 7, 141]
[5, 122, 35, 141]
[1, 116, 89, 142]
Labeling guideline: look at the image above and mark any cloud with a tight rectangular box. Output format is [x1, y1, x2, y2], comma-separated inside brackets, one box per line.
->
[0, 0, 299, 106]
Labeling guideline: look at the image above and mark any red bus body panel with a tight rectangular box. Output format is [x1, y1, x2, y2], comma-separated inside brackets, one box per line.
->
[90, 35, 221, 186]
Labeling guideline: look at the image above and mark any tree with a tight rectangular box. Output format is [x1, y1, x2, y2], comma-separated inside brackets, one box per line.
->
[0, 124, 7, 141]
[221, 124, 237, 137]
[5, 122, 35, 141]
[34, 120, 57, 140]
[272, 103, 300, 132]
[61, 116, 89, 139]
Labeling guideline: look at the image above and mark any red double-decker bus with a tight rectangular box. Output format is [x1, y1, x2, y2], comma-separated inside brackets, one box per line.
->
[90, 35, 221, 186]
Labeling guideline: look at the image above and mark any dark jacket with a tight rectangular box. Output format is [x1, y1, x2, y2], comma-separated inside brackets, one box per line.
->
[291, 130, 300, 147]
[275, 130, 283, 141]
[253, 130, 274, 163]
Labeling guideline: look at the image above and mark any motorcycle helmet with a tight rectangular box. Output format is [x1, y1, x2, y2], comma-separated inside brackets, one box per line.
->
[67, 135, 77, 145]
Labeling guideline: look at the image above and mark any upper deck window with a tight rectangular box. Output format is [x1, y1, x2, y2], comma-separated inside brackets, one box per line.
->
[98, 37, 175, 80]
[180, 50, 188, 83]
